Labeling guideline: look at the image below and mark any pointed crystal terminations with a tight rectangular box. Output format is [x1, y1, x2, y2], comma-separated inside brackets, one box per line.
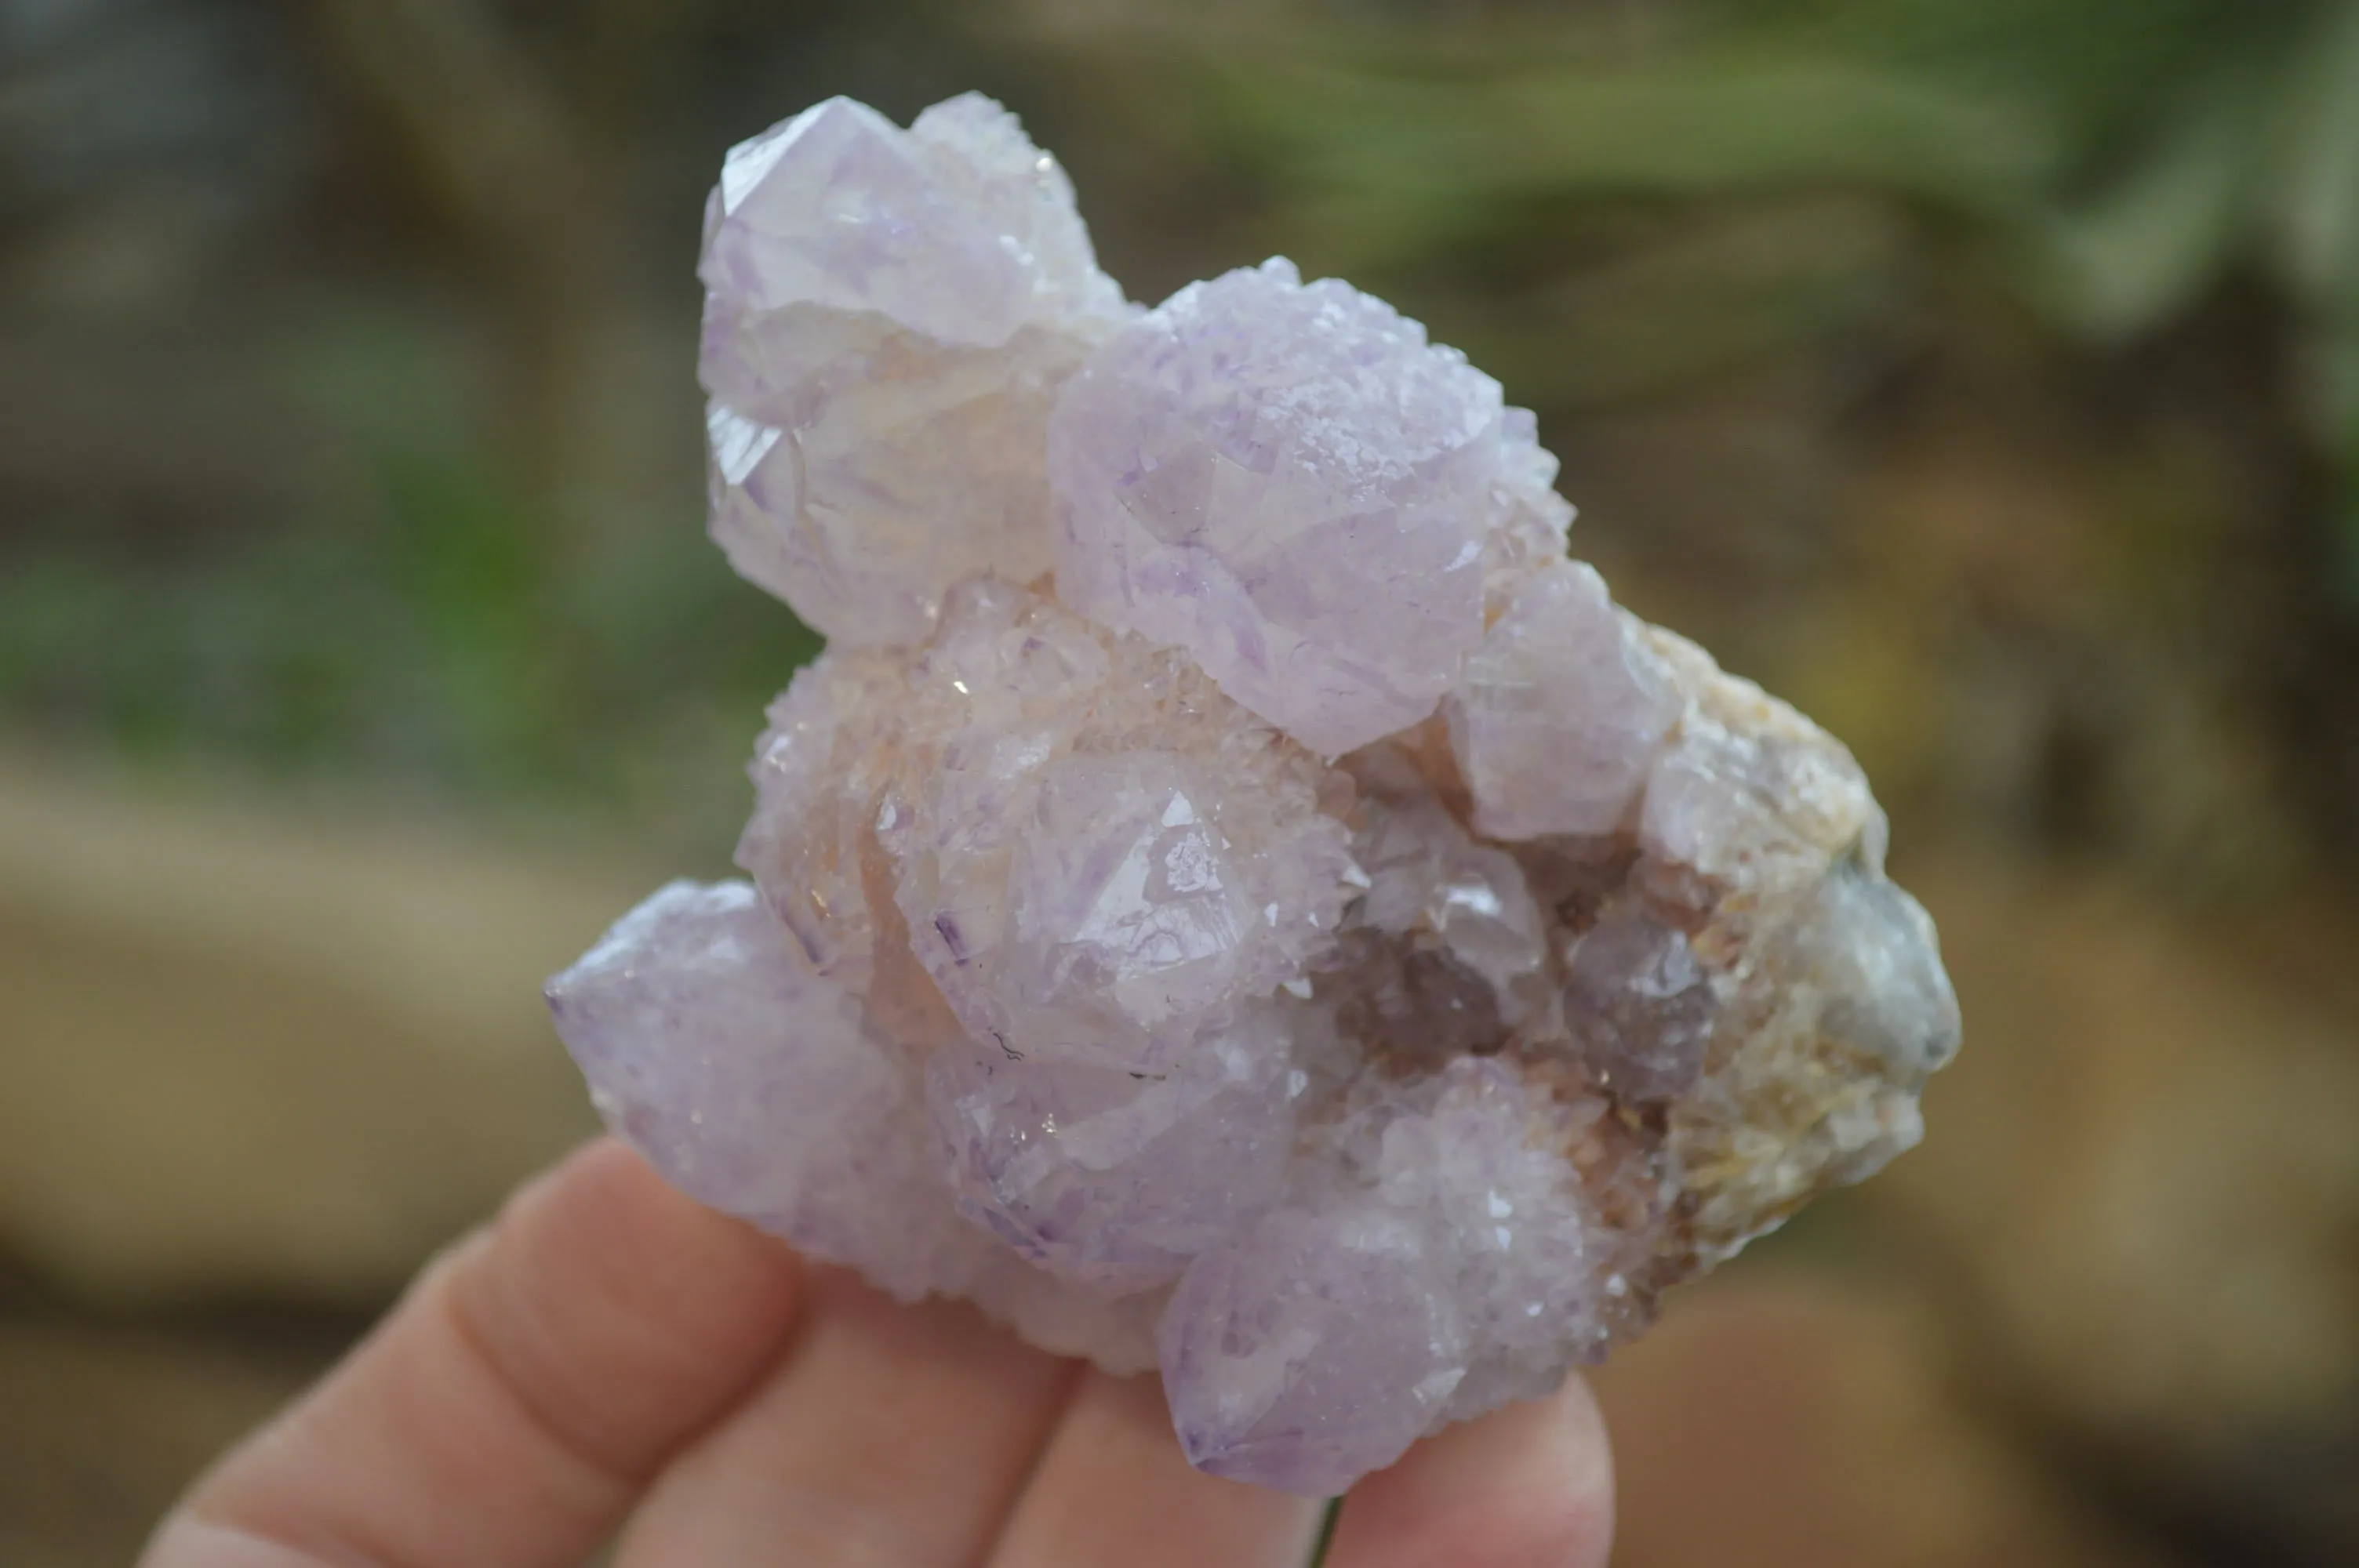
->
[1049, 258, 1504, 757]
[551, 92, 1962, 1497]
[701, 93, 1132, 646]
[1448, 560, 1685, 840]
[733, 576, 1356, 1074]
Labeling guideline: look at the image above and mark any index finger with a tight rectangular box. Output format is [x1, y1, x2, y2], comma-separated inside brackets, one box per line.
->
[1328, 1376, 1614, 1568]
[141, 1138, 805, 1568]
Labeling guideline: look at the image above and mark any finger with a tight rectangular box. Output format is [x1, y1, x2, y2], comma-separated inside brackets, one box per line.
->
[987, 1369, 1321, 1568]
[1326, 1376, 1613, 1568]
[616, 1268, 1079, 1566]
[144, 1139, 804, 1568]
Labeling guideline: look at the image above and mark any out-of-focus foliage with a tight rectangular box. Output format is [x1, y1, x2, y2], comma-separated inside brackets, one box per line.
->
[1038, 0, 2359, 568]
[0, 0, 826, 854]
[0, 299, 820, 846]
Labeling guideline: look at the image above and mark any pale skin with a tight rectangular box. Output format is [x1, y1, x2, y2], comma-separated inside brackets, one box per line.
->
[142, 1138, 1614, 1568]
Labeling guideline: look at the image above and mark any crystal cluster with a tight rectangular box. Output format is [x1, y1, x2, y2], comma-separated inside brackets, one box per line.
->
[549, 93, 1961, 1497]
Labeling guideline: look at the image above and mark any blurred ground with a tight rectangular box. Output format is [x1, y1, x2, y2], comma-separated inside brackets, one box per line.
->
[0, 1304, 351, 1568]
[4, 1, 2357, 1563]
[1594, 1271, 2194, 1568]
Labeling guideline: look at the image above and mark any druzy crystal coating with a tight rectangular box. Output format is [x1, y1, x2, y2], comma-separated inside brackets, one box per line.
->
[549, 93, 1961, 1497]
[1049, 257, 1500, 755]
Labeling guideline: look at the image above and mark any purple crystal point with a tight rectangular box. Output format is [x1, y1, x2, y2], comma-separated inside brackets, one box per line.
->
[1353, 794, 1552, 1030]
[1448, 560, 1685, 840]
[551, 89, 1964, 1499]
[700, 93, 1119, 351]
[965, 750, 1258, 1065]
[1563, 905, 1717, 1105]
[549, 878, 1165, 1370]
[741, 577, 1354, 1073]
[1049, 258, 1503, 756]
[544, 880, 960, 1294]
[929, 1003, 1299, 1290]
[1160, 1201, 1468, 1494]
[700, 94, 1129, 646]
[1158, 1055, 1626, 1495]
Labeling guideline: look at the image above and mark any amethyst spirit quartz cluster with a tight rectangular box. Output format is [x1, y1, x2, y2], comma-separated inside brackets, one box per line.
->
[547, 93, 1961, 1497]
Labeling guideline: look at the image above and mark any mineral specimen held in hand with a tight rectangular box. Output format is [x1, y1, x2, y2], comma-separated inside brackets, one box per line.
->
[548, 92, 1962, 1497]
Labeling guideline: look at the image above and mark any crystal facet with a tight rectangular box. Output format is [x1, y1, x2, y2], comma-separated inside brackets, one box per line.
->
[548, 93, 1962, 1497]
[1049, 258, 1503, 756]
[700, 93, 1132, 646]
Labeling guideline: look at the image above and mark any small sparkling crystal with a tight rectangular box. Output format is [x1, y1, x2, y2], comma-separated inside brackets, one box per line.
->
[550, 93, 1962, 1497]
[1049, 258, 1505, 757]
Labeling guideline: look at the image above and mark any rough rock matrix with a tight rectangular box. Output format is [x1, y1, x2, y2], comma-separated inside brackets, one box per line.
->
[549, 93, 1961, 1497]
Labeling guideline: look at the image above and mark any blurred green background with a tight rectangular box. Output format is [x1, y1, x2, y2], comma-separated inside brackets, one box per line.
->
[3, 2, 2356, 1563]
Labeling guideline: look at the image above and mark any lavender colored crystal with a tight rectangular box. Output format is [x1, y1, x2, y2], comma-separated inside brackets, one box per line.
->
[929, 1000, 1299, 1290]
[700, 94, 1131, 647]
[1352, 794, 1551, 1030]
[1049, 258, 1503, 757]
[1562, 906, 1715, 1105]
[548, 93, 1962, 1497]
[1448, 560, 1685, 840]
[736, 575, 1354, 1074]
[1162, 1200, 1467, 1494]
[545, 878, 1165, 1366]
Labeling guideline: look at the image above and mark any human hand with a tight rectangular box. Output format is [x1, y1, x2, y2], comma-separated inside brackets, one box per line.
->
[142, 1139, 1612, 1567]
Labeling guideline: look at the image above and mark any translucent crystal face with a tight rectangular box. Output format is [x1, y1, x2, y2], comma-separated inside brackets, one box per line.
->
[1448, 560, 1686, 840]
[734, 576, 1355, 1074]
[700, 94, 1131, 647]
[998, 754, 1252, 1037]
[549, 92, 1961, 1499]
[1049, 258, 1503, 757]
[700, 94, 1120, 345]
[1161, 1200, 1469, 1492]
[929, 1002, 1299, 1291]
[1563, 906, 1716, 1105]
